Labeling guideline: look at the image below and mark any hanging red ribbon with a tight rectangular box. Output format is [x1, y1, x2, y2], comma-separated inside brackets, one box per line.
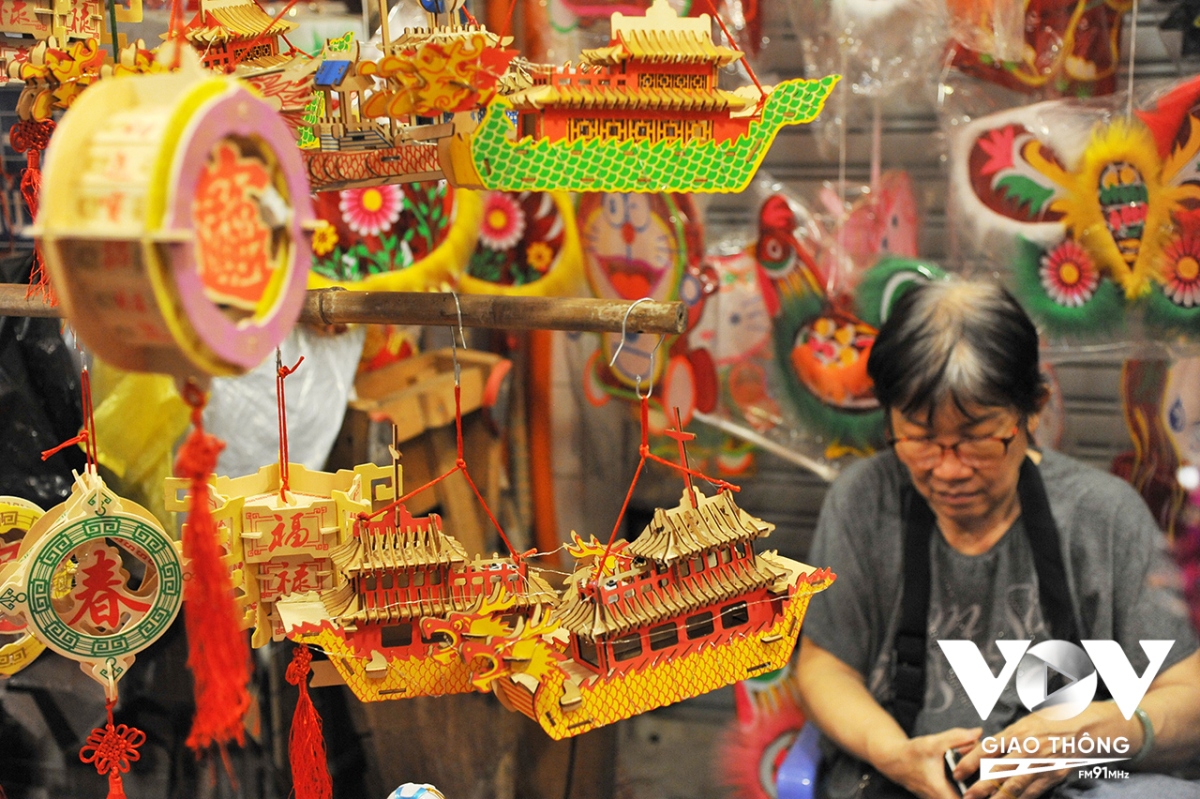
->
[176, 382, 251, 752]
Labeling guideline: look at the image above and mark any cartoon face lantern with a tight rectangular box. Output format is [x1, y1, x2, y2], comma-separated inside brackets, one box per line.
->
[952, 76, 1200, 339]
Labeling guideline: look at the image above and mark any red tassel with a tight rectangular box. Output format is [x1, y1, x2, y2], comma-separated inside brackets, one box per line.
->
[285, 644, 333, 799]
[106, 771, 128, 799]
[176, 383, 250, 752]
[9, 119, 56, 305]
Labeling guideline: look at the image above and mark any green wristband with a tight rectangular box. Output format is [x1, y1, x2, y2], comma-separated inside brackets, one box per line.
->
[1129, 707, 1154, 766]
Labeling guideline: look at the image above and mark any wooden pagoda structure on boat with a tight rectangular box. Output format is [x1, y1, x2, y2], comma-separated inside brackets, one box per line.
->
[184, 0, 295, 72]
[556, 489, 795, 675]
[281, 503, 557, 701]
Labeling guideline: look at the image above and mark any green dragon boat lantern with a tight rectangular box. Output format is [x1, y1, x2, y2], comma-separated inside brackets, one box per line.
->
[441, 0, 838, 194]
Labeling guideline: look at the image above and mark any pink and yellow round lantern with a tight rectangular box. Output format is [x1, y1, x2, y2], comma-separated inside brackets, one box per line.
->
[36, 66, 314, 378]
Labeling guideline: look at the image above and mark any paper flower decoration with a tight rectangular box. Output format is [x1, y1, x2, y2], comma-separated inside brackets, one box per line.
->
[527, 241, 554, 273]
[1040, 239, 1099, 307]
[479, 192, 526, 250]
[1161, 235, 1200, 308]
[311, 221, 338, 256]
[339, 185, 404, 237]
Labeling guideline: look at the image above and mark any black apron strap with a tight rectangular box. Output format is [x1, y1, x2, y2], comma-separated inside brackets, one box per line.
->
[1016, 458, 1080, 644]
[891, 483, 935, 735]
[888, 455, 1082, 735]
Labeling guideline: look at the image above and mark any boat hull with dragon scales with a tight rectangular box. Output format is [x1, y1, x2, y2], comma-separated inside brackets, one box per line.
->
[421, 490, 835, 739]
[278, 505, 557, 702]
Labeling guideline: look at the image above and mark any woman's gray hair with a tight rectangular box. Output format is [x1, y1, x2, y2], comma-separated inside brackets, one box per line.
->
[866, 280, 1045, 420]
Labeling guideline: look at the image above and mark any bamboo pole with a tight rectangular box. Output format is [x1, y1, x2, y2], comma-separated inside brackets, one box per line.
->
[0, 285, 687, 335]
[0, 285, 59, 318]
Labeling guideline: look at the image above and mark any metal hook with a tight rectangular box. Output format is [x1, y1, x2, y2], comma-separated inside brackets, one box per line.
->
[608, 298, 663, 400]
[450, 291, 467, 349]
[450, 292, 466, 388]
[608, 297, 652, 369]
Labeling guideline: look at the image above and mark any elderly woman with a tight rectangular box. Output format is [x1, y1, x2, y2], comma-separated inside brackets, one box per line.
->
[794, 280, 1200, 799]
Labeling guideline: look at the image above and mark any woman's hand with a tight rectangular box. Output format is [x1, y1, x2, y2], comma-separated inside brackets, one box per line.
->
[871, 726, 982, 799]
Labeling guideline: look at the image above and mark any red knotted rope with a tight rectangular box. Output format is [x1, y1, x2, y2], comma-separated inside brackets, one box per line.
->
[79, 701, 146, 799]
[591, 395, 738, 582]
[360, 380, 519, 559]
[176, 382, 251, 753]
[285, 644, 333, 799]
[40, 367, 97, 468]
[10, 118, 56, 305]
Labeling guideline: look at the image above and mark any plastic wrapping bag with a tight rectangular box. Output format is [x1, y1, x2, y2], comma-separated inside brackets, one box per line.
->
[944, 0, 1132, 102]
[786, 0, 947, 155]
[89, 360, 191, 526]
[946, 76, 1200, 346]
[0, 252, 85, 505]
[204, 325, 367, 478]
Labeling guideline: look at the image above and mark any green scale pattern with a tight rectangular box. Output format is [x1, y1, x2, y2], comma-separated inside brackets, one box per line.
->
[469, 75, 840, 194]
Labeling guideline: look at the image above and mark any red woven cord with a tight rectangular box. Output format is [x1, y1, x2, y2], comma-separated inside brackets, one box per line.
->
[176, 382, 250, 752]
[10, 119, 56, 305]
[285, 644, 332, 799]
[361, 381, 519, 558]
[593, 396, 738, 581]
[276, 354, 304, 500]
[79, 701, 145, 799]
[644, 453, 738, 494]
[40, 432, 88, 462]
[40, 367, 98, 467]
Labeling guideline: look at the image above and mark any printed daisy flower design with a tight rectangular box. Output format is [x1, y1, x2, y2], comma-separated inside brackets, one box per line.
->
[312, 221, 339, 256]
[479, 192, 526, 250]
[1161, 235, 1200, 307]
[339, 185, 403, 237]
[1040, 239, 1099, 307]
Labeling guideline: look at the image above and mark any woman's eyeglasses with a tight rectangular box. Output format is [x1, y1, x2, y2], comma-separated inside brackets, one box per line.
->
[887, 426, 1020, 470]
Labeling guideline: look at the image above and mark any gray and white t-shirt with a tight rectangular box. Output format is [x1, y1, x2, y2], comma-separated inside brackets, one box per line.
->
[801, 449, 1198, 794]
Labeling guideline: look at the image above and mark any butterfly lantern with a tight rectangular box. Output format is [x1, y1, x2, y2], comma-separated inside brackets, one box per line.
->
[755, 185, 946, 459]
[952, 75, 1200, 340]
